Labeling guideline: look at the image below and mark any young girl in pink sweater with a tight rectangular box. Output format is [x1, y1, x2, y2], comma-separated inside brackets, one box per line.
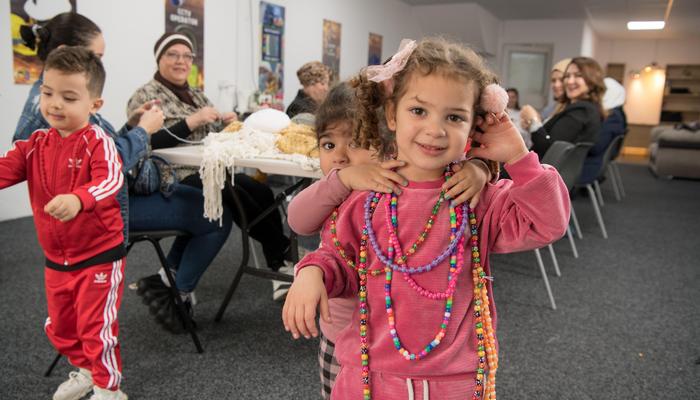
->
[283, 38, 570, 400]
[287, 83, 494, 399]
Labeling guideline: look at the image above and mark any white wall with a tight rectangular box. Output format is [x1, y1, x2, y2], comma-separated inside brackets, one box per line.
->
[497, 18, 586, 71]
[0, 0, 420, 221]
[594, 37, 700, 125]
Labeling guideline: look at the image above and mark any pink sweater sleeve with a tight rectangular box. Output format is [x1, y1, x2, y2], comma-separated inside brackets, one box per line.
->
[475, 151, 571, 253]
[287, 168, 352, 236]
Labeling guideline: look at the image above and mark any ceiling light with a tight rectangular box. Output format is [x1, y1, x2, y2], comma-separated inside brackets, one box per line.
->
[627, 21, 665, 30]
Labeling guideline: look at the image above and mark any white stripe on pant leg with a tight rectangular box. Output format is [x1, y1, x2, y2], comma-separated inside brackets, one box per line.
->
[44, 317, 51, 332]
[422, 380, 429, 400]
[406, 378, 414, 400]
[99, 260, 123, 389]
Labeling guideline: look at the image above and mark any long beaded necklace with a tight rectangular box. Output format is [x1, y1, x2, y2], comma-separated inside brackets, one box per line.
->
[328, 167, 498, 400]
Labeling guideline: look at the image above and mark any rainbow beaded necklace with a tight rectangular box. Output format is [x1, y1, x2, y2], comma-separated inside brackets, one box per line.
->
[328, 167, 498, 400]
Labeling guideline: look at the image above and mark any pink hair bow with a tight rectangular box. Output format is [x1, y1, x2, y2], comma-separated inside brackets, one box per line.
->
[366, 39, 417, 96]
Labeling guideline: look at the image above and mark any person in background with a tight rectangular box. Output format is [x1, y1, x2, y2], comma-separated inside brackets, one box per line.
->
[128, 32, 295, 306]
[286, 61, 330, 118]
[2, 47, 128, 400]
[520, 57, 606, 159]
[539, 58, 572, 121]
[506, 87, 532, 148]
[577, 77, 627, 183]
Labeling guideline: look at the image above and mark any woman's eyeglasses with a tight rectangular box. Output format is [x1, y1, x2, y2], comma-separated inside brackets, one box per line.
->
[164, 51, 196, 63]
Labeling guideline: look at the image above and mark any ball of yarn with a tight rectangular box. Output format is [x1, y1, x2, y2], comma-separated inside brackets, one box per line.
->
[480, 84, 508, 114]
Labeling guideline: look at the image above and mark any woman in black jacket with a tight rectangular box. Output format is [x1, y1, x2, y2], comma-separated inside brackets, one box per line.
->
[520, 57, 607, 159]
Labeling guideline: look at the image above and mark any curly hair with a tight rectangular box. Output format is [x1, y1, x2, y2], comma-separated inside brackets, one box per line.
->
[349, 37, 497, 159]
[297, 61, 330, 87]
[564, 57, 607, 119]
[315, 82, 395, 158]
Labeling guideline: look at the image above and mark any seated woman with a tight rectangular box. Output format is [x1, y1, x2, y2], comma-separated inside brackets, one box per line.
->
[128, 32, 296, 304]
[285, 61, 330, 117]
[520, 57, 606, 160]
[577, 77, 627, 183]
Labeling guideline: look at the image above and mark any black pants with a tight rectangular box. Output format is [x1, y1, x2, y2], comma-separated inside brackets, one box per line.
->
[181, 172, 291, 270]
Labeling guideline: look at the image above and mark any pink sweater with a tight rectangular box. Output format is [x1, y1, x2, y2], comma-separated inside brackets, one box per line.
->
[288, 169, 356, 342]
[296, 152, 570, 397]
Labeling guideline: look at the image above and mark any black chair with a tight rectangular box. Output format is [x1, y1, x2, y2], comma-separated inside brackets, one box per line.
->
[578, 134, 626, 205]
[127, 230, 203, 353]
[45, 230, 203, 378]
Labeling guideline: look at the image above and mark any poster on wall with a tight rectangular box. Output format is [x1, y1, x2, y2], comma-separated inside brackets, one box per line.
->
[10, 0, 77, 84]
[322, 19, 341, 83]
[368, 33, 382, 66]
[165, 0, 205, 89]
[258, 1, 285, 110]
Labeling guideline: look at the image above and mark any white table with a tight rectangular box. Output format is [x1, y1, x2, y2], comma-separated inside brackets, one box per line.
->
[153, 145, 319, 321]
[153, 145, 322, 179]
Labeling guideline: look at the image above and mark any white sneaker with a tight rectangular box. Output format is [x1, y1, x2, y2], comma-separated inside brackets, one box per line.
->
[89, 387, 128, 400]
[272, 261, 295, 302]
[53, 369, 93, 400]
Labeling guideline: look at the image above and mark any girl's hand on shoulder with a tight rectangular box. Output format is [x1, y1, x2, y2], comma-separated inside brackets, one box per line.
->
[442, 159, 490, 208]
[337, 160, 408, 194]
[282, 266, 331, 340]
[469, 112, 529, 165]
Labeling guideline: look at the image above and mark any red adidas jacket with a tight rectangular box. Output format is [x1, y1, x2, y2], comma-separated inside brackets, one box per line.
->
[0, 125, 125, 269]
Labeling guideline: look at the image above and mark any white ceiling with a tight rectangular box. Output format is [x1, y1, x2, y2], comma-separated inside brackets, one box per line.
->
[401, 0, 700, 39]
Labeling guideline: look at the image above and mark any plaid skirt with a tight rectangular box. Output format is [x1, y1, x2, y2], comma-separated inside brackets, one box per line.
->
[318, 335, 341, 399]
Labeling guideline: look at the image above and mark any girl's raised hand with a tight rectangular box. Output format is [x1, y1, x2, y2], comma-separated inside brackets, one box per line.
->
[442, 159, 491, 208]
[337, 160, 408, 194]
[469, 112, 529, 165]
[282, 266, 331, 339]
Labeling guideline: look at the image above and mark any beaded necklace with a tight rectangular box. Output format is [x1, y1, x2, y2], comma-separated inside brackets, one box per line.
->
[328, 167, 498, 400]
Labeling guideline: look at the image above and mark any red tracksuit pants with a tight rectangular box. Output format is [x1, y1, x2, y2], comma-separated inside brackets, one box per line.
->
[44, 258, 125, 390]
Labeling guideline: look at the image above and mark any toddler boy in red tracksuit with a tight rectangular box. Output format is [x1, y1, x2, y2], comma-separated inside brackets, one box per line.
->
[0, 47, 128, 400]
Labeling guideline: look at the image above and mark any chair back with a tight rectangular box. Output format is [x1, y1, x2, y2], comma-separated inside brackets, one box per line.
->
[598, 134, 625, 177]
[541, 141, 575, 166]
[609, 128, 629, 160]
[544, 141, 594, 191]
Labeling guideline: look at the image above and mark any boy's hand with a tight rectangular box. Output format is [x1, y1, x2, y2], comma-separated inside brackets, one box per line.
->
[282, 266, 331, 339]
[44, 194, 82, 222]
[127, 100, 160, 128]
[138, 106, 165, 135]
[337, 160, 408, 194]
[442, 160, 490, 208]
[469, 113, 529, 165]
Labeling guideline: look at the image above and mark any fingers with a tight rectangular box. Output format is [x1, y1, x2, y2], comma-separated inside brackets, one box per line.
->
[319, 293, 332, 324]
[379, 159, 406, 170]
[295, 302, 312, 339]
[469, 190, 481, 208]
[304, 303, 319, 338]
[379, 169, 408, 187]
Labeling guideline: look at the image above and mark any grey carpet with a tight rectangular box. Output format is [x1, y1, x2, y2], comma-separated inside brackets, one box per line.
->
[0, 164, 698, 399]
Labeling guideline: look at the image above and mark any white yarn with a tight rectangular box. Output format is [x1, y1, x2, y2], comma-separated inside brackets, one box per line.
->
[199, 128, 320, 224]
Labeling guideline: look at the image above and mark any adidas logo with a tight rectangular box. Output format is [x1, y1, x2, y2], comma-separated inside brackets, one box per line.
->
[94, 272, 108, 284]
[68, 158, 83, 169]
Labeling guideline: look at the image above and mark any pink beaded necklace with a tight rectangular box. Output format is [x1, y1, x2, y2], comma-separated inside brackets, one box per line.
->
[329, 167, 498, 400]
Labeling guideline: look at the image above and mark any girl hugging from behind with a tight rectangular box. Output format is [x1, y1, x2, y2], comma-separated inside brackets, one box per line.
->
[284, 37, 570, 400]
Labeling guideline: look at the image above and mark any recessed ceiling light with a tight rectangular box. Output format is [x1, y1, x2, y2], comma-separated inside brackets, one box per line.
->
[627, 21, 665, 30]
